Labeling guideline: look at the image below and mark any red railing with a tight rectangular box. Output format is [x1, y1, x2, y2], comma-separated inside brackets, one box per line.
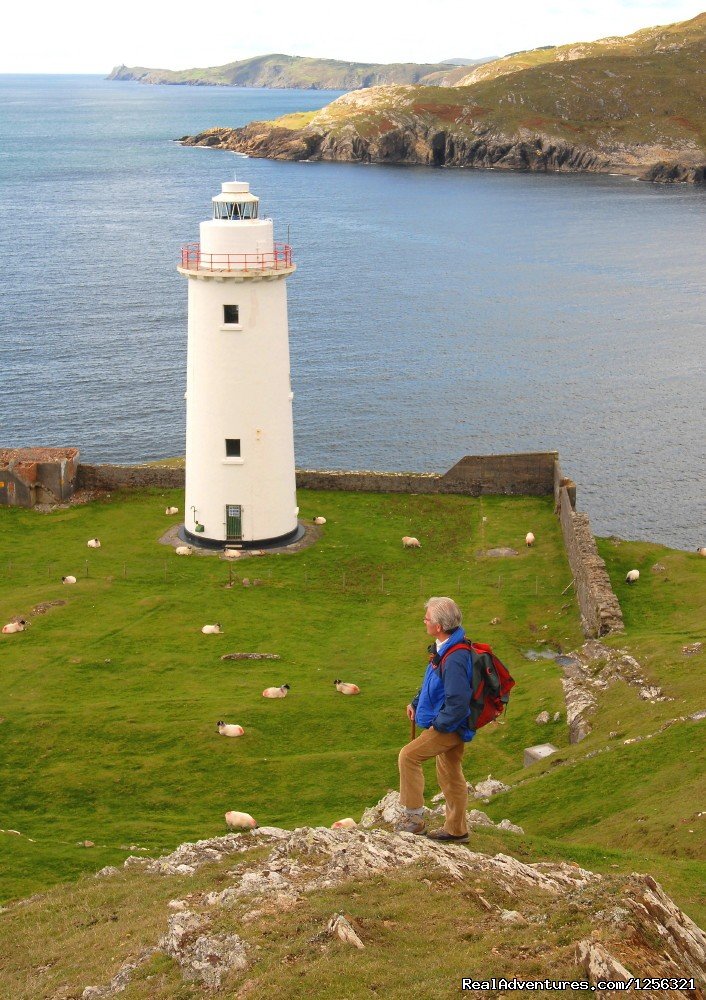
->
[180, 242, 293, 272]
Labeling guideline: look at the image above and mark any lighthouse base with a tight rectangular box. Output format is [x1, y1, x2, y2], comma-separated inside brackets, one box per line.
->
[179, 523, 306, 551]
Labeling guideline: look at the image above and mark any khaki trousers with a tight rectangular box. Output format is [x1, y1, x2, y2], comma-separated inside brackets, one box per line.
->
[398, 727, 469, 836]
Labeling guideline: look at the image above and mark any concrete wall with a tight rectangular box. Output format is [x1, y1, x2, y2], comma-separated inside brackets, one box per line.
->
[298, 452, 559, 496]
[0, 448, 79, 507]
[77, 464, 186, 490]
[558, 486, 624, 637]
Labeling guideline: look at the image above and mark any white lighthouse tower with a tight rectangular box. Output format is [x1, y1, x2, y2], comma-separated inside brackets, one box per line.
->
[178, 181, 300, 548]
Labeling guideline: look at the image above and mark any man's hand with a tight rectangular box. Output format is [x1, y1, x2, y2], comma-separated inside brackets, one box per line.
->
[406, 704, 415, 722]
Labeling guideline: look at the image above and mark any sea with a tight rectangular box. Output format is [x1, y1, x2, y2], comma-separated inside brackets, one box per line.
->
[0, 75, 704, 549]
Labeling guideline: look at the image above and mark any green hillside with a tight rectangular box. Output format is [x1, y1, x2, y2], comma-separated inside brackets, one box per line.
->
[180, 13, 706, 182]
[0, 488, 705, 996]
[107, 54, 476, 91]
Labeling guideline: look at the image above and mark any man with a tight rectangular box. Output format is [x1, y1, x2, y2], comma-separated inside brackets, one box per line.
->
[396, 596, 474, 842]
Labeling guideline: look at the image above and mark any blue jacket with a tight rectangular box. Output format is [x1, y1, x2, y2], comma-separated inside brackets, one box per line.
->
[411, 627, 475, 742]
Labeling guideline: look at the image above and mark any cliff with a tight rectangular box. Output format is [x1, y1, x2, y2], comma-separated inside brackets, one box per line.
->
[178, 14, 706, 183]
[107, 53, 491, 91]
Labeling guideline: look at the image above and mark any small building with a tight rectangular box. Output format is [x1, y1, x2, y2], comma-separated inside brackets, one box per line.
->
[0, 447, 79, 507]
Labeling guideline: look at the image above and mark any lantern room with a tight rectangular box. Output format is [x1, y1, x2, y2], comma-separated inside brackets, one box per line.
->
[212, 181, 259, 221]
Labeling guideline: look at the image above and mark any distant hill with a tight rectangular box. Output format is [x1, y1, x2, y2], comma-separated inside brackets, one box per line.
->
[107, 53, 495, 91]
[179, 13, 706, 184]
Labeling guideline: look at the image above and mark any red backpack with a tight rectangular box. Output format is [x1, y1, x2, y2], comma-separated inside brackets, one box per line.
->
[436, 639, 515, 731]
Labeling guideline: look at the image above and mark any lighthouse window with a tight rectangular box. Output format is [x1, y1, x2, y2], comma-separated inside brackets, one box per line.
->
[223, 305, 239, 324]
[225, 438, 241, 458]
[214, 201, 259, 220]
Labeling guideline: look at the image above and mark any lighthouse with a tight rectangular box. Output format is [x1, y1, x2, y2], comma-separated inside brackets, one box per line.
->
[178, 181, 300, 548]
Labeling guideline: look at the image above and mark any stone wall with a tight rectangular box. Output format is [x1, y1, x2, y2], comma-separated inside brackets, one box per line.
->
[77, 464, 186, 490]
[297, 452, 559, 496]
[559, 486, 624, 637]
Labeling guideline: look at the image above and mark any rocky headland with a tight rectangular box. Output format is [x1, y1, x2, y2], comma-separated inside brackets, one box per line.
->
[178, 14, 706, 184]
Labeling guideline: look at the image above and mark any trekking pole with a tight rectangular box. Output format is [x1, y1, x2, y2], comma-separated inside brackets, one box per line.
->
[410, 718, 416, 741]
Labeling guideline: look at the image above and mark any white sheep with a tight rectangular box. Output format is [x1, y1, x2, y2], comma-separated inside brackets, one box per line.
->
[223, 549, 241, 559]
[525, 532, 535, 547]
[62, 575, 77, 585]
[314, 516, 327, 525]
[2, 620, 27, 634]
[165, 506, 179, 515]
[331, 817, 357, 830]
[697, 548, 706, 557]
[626, 569, 640, 584]
[201, 624, 222, 635]
[175, 545, 192, 556]
[402, 536, 421, 548]
[224, 810, 258, 829]
[262, 684, 290, 698]
[334, 679, 360, 695]
[87, 538, 101, 548]
[217, 721, 244, 738]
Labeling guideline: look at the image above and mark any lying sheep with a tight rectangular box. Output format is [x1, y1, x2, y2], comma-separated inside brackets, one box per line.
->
[62, 575, 77, 585]
[334, 679, 360, 695]
[165, 506, 179, 515]
[262, 684, 290, 698]
[525, 532, 535, 547]
[331, 817, 357, 830]
[223, 549, 241, 559]
[2, 620, 27, 634]
[697, 548, 706, 557]
[201, 624, 222, 635]
[175, 546, 192, 556]
[87, 538, 101, 548]
[225, 810, 257, 829]
[402, 536, 421, 548]
[217, 721, 244, 738]
[314, 516, 327, 525]
[626, 569, 640, 584]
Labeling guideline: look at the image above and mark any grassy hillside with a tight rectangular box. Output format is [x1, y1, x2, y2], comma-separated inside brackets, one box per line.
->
[0, 487, 581, 903]
[182, 13, 706, 181]
[1, 489, 705, 996]
[107, 54, 473, 91]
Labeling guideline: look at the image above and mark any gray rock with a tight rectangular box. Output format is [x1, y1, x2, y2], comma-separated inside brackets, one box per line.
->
[535, 711, 550, 724]
[500, 909, 527, 923]
[497, 819, 525, 835]
[466, 809, 494, 827]
[472, 776, 509, 799]
[159, 910, 248, 988]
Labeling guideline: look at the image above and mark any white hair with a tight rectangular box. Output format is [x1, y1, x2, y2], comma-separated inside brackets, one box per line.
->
[425, 596, 462, 633]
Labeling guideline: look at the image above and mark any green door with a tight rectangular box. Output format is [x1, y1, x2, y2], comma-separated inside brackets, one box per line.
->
[226, 504, 243, 541]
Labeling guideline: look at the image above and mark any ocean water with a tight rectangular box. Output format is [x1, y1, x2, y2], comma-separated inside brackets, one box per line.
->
[0, 75, 704, 549]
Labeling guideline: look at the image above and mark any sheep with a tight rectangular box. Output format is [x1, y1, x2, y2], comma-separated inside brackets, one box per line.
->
[201, 624, 222, 635]
[217, 721, 244, 738]
[175, 545, 192, 556]
[87, 538, 101, 548]
[525, 532, 535, 547]
[62, 575, 77, 585]
[314, 516, 327, 525]
[334, 679, 360, 696]
[331, 817, 357, 830]
[2, 620, 27, 634]
[165, 506, 179, 515]
[402, 536, 421, 548]
[262, 684, 290, 698]
[625, 569, 640, 584]
[223, 549, 241, 559]
[697, 548, 706, 557]
[225, 810, 257, 829]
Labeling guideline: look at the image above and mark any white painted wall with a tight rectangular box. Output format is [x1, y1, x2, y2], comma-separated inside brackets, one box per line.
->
[181, 183, 297, 544]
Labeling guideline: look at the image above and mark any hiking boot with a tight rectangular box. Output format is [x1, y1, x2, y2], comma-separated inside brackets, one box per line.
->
[394, 818, 427, 836]
[427, 828, 469, 843]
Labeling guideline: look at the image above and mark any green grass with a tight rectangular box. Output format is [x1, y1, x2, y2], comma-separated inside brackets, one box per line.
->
[0, 488, 580, 903]
[1, 489, 705, 994]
